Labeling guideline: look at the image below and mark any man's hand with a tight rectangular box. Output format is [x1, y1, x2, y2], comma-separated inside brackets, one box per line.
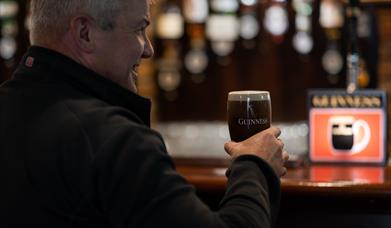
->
[224, 127, 289, 177]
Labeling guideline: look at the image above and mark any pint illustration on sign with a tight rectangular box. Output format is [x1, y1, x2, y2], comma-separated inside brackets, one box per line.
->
[329, 116, 370, 154]
[308, 90, 387, 164]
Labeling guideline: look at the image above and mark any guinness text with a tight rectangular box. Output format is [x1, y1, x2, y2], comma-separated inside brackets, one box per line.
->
[238, 118, 269, 125]
[312, 95, 382, 108]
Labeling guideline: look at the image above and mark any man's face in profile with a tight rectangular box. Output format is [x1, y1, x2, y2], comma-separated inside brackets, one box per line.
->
[92, 0, 154, 93]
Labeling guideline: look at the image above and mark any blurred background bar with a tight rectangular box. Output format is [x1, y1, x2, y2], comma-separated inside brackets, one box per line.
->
[1, 0, 391, 162]
[2, 2, 391, 227]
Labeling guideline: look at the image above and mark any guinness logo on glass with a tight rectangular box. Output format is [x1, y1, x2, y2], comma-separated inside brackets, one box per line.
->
[227, 91, 271, 142]
[238, 118, 269, 126]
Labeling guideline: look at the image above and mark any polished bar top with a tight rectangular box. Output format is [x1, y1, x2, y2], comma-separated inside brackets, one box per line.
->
[175, 161, 391, 228]
[176, 159, 391, 199]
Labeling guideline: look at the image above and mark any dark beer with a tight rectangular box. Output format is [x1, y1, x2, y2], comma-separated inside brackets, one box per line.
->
[330, 117, 355, 151]
[332, 134, 354, 150]
[227, 91, 271, 142]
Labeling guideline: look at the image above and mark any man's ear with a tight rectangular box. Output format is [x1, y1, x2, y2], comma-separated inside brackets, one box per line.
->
[70, 15, 96, 53]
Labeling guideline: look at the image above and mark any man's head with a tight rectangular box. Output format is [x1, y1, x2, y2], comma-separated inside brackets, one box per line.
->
[30, 0, 154, 93]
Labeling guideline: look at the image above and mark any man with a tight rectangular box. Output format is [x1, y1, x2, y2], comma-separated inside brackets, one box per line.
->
[0, 0, 288, 227]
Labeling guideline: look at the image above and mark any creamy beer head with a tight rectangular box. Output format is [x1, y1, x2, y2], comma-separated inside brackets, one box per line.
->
[227, 91, 271, 142]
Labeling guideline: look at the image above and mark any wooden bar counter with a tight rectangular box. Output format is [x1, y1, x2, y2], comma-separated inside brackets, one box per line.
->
[175, 160, 391, 228]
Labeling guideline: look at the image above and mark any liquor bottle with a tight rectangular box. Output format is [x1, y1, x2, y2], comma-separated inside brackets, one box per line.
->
[183, 0, 209, 82]
[0, 0, 19, 61]
[263, 0, 289, 43]
[206, 0, 240, 57]
[292, 0, 314, 55]
[239, 0, 260, 49]
[155, 0, 186, 101]
[319, 0, 344, 84]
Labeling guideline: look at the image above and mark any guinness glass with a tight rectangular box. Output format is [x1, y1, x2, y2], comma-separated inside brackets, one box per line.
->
[227, 91, 271, 142]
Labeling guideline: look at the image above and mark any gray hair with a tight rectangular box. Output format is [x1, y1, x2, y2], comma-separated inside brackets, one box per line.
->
[30, 0, 124, 42]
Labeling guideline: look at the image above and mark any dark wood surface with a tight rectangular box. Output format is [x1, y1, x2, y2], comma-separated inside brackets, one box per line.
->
[176, 160, 391, 228]
[176, 162, 391, 198]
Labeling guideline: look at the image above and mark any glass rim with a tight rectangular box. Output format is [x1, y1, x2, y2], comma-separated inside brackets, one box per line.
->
[228, 90, 269, 95]
[228, 90, 270, 101]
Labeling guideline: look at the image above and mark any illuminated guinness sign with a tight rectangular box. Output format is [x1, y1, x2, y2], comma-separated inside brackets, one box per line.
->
[308, 89, 387, 165]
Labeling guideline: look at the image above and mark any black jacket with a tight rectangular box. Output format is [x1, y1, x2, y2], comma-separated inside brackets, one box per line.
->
[0, 46, 280, 228]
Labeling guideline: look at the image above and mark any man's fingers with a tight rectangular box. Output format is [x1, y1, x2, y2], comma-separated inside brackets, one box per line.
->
[266, 126, 281, 138]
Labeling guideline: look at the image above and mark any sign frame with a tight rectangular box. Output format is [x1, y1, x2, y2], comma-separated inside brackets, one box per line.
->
[308, 89, 388, 165]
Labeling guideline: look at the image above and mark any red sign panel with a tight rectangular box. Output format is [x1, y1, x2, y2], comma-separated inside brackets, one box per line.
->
[308, 90, 387, 164]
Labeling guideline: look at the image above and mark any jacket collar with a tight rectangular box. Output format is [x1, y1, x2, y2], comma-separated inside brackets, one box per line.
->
[15, 46, 151, 126]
